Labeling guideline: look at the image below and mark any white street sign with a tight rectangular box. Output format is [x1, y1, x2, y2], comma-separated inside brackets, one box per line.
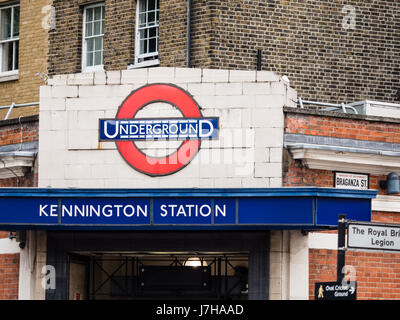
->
[348, 222, 400, 252]
[335, 172, 369, 190]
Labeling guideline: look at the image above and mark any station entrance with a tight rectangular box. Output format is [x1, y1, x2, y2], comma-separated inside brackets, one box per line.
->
[69, 252, 248, 300]
[46, 231, 270, 300]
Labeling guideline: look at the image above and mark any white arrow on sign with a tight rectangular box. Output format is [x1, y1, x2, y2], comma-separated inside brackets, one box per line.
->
[349, 286, 355, 294]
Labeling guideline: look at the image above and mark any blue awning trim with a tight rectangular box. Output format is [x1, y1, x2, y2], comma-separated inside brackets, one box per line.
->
[0, 187, 378, 198]
[0, 187, 378, 230]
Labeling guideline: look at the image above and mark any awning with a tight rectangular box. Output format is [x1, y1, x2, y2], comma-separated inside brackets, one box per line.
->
[0, 187, 378, 230]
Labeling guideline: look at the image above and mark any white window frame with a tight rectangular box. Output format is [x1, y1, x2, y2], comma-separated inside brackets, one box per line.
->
[0, 3, 19, 78]
[82, 3, 105, 72]
[133, 0, 159, 68]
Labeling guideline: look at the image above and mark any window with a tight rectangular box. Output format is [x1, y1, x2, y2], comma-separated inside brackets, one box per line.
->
[0, 3, 19, 76]
[82, 3, 105, 72]
[134, 0, 159, 67]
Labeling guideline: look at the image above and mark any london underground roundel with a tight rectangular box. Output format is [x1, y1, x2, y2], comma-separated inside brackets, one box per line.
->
[99, 83, 219, 177]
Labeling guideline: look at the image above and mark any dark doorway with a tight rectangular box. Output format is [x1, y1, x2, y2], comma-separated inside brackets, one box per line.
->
[86, 253, 248, 300]
[46, 231, 269, 300]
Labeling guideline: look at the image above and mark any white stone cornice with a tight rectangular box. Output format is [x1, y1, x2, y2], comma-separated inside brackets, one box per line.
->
[0, 152, 36, 179]
[372, 195, 400, 212]
[289, 148, 400, 176]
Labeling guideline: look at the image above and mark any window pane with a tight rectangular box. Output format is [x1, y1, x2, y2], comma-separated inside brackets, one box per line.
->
[13, 6, 19, 38]
[14, 40, 18, 69]
[101, 20, 104, 34]
[148, 0, 156, 11]
[93, 21, 101, 35]
[149, 27, 156, 38]
[94, 6, 102, 20]
[95, 37, 103, 51]
[1, 41, 12, 71]
[0, 8, 12, 40]
[149, 38, 156, 53]
[140, 39, 147, 54]
[87, 8, 93, 22]
[85, 23, 92, 37]
[139, 0, 147, 13]
[139, 13, 146, 28]
[148, 12, 155, 25]
[87, 38, 94, 52]
[94, 51, 102, 65]
[86, 52, 93, 67]
[101, 6, 105, 19]
[140, 29, 148, 40]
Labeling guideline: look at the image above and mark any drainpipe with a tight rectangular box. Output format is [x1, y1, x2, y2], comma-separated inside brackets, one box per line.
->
[187, 0, 192, 68]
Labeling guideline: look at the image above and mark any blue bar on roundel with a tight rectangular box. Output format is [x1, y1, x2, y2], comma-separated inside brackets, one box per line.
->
[99, 118, 219, 141]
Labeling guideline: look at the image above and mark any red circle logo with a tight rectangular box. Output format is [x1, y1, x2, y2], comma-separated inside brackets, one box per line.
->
[115, 83, 202, 176]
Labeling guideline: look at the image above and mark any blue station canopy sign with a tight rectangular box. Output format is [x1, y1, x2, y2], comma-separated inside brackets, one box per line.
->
[0, 188, 377, 230]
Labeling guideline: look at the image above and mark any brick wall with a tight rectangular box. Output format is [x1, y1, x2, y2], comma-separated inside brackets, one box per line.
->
[283, 110, 400, 196]
[286, 112, 400, 143]
[158, 0, 187, 67]
[310, 211, 400, 300]
[0, 0, 49, 114]
[48, 1, 400, 104]
[0, 117, 38, 148]
[309, 249, 400, 300]
[103, 0, 135, 69]
[203, 0, 400, 103]
[283, 159, 388, 195]
[0, 254, 19, 300]
[284, 111, 400, 300]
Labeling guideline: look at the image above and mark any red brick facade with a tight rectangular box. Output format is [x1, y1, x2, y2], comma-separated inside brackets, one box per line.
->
[0, 116, 38, 148]
[309, 249, 400, 300]
[284, 110, 400, 197]
[0, 254, 19, 300]
[285, 110, 400, 300]
[286, 112, 400, 143]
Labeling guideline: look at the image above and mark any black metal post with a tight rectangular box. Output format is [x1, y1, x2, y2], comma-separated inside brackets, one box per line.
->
[187, 0, 192, 68]
[257, 49, 262, 71]
[337, 214, 347, 283]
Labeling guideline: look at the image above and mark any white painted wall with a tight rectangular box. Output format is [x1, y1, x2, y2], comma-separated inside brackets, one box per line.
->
[38, 67, 297, 188]
[270, 230, 309, 300]
[0, 237, 19, 254]
[18, 231, 47, 300]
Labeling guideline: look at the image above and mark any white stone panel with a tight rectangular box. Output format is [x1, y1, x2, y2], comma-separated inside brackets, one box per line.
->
[202, 69, 229, 83]
[187, 83, 216, 96]
[67, 72, 94, 85]
[106, 70, 121, 85]
[229, 70, 256, 82]
[121, 69, 148, 84]
[256, 71, 280, 82]
[148, 67, 175, 83]
[39, 67, 294, 189]
[175, 68, 202, 83]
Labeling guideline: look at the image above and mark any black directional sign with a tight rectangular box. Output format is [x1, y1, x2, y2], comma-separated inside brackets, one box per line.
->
[315, 281, 357, 300]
